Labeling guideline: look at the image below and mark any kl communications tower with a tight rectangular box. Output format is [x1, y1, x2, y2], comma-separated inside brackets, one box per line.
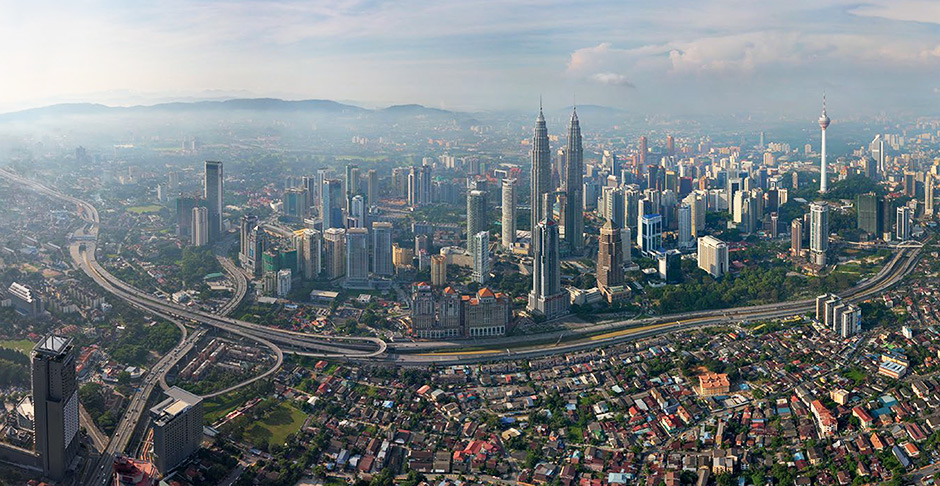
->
[818, 96, 831, 193]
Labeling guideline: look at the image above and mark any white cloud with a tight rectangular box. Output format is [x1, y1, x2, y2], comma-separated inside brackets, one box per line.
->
[590, 73, 635, 87]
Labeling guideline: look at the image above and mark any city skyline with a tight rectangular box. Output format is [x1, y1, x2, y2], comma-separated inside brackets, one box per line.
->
[4, 1, 940, 115]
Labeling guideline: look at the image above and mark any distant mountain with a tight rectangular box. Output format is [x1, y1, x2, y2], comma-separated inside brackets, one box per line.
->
[0, 98, 371, 121]
[381, 104, 453, 116]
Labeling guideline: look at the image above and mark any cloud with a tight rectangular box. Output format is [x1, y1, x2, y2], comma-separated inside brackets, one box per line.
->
[589, 72, 635, 87]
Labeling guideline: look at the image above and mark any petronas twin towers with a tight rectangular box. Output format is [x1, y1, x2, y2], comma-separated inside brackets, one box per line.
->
[529, 104, 583, 254]
[527, 103, 581, 320]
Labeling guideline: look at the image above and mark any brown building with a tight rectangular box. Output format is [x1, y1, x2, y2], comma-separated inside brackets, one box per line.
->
[596, 219, 625, 303]
[696, 373, 730, 397]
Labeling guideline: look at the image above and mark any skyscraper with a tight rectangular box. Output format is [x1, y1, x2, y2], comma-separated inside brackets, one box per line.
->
[367, 169, 378, 207]
[191, 206, 209, 246]
[697, 236, 729, 278]
[204, 161, 223, 242]
[321, 179, 343, 229]
[678, 204, 693, 249]
[345, 227, 370, 288]
[926, 173, 934, 218]
[466, 189, 487, 246]
[471, 231, 489, 284]
[372, 222, 393, 277]
[791, 218, 803, 256]
[150, 387, 203, 475]
[857, 193, 884, 236]
[564, 107, 584, 254]
[323, 228, 346, 280]
[897, 206, 911, 241]
[32, 335, 79, 481]
[530, 105, 552, 232]
[639, 214, 663, 256]
[298, 228, 321, 280]
[175, 196, 198, 237]
[638, 136, 648, 167]
[596, 219, 624, 300]
[239, 214, 260, 268]
[527, 196, 568, 319]
[809, 201, 829, 265]
[501, 178, 516, 249]
[430, 254, 447, 287]
[818, 97, 831, 193]
[345, 164, 358, 212]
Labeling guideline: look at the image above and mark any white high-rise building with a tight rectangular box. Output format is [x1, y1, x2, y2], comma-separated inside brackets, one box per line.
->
[925, 173, 934, 218]
[697, 236, 729, 278]
[276, 269, 292, 297]
[809, 201, 829, 265]
[471, 231, 489, 284]
[639, 214, 662, 257]
[191, 206, 208, 246]
[678, 204, 693, 249]
[896, 206, 911, 241]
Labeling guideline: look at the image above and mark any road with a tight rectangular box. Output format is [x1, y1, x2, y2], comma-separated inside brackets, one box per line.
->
[79, 403, 108, 452]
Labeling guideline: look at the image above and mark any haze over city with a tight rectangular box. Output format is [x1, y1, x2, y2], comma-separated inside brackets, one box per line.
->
[5, 0, 940, 115]
[4, 2, 940, 486]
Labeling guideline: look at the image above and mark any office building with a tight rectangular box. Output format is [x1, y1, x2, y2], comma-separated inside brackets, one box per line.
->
[345, 227, 370, 288]
[371, 222, 393, 277]
[175, 196, 198, 237]
[9, 282, 42, 316]
[809, 202, 829, 265]
[658, 249, 682, 284]
[239, 214, 259, 263]
[430, 254, 447, 287]
[345, 164, 359, 211]
[564, 108, 584, 254]
[463, 288, 511, 337]
[530, 105, 552, 232]
[282, 187, 307, 218]
[392, 244, 415, 269]
[471, 231, 489, 284]
[897, 206, 911, 241]
[366, 169, 378, 207]
[697, 236, 729, 278]
[599, 186, 625, 228]
[527, 202, 568, 320]
[323, 228, 346, 280]
[191, 206, 208, 247]
[791, 218, 803, 257]
[621, 227, 633, 265]
[466, 189, 487, 247]
[295, 229, 320, 280]
[870, 134, 886, 175]
[150, 387, 203, 475]
[638, 135, 648, 166]
[349, 195, 366, 228]
[639, 214, 663, 257]
[321, 179, 343, 230]
[857, 193, 884, 237]
[597, 220, 627, 302]
[204, 161, 223, 243]
[31, 335, 79, 481]
[276, 269, 292, 297]
[501, 178, 516, 248]
[927, 173, 935, 218]
[678, 204, 693, 248]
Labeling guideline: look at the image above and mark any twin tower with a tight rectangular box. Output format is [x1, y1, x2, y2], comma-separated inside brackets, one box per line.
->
[527, 104, 582, 320]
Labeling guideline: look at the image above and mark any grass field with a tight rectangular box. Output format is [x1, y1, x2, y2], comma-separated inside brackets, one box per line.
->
[126, 205, 163, 214]
[203, 392, 248, 424]
[244, 402, 307, 446]
[0, 339, 36, 355]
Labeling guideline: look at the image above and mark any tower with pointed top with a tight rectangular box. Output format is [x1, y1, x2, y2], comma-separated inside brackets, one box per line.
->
[530, 103, 552, 235]
[818, 96, 831, 193]
[564, 106, 584, 255]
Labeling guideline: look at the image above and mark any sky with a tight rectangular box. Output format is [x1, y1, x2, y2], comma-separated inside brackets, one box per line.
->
[3, 0, 940, 116]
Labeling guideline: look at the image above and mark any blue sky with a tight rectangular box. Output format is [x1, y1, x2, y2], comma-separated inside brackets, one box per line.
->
[3, 0, 940, 115]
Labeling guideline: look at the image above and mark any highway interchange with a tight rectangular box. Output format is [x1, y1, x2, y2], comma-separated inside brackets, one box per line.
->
[0, 167, 923, 485]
